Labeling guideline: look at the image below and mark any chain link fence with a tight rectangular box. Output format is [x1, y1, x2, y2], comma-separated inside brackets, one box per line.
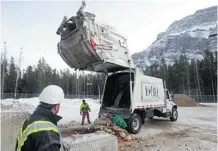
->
[189, 95, 217, 103]
[1, 93, 217, 103]
[1, 93, 39, 99]
[1, 93, 100, 100]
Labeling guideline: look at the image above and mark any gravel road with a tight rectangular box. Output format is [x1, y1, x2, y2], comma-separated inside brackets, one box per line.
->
[119, 105, 217, 151]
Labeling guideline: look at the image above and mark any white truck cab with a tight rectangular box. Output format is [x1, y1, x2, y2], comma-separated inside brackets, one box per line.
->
[56, 1, 178, 134]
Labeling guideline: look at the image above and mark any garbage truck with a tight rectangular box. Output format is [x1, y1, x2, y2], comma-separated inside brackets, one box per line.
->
[56, 1, 178, 134]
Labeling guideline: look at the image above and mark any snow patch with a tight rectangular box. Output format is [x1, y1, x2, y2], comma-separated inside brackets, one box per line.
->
[199, 103, 217, 107]
[167, 23, 216, 38]
[1, 97, 101, 125]
[190, 23, 216, 32]
[188, 30, 210, 38]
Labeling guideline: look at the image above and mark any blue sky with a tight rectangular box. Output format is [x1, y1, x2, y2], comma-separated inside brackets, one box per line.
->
[1, 0, 217, 70]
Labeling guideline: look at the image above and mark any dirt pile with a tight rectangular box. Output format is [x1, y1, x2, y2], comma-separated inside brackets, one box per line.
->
[174, 94, 198, 107]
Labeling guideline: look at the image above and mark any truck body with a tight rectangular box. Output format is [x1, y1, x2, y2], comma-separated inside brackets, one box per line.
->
[56, 1, 178, 134]
[56, 1, 134, 73]
[99, 68, 177, 133]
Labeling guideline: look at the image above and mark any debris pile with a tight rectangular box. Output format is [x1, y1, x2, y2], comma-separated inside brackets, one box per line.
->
[61, 116, 137, 142]
[92, 116, 136, 141]
[92, 117, 137, 151]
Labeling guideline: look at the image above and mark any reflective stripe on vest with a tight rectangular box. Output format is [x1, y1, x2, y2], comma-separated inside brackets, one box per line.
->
[16, 120, 64, 151]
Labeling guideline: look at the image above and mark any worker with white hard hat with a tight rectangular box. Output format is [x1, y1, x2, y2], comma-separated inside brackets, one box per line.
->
[15, 85, 67, 151]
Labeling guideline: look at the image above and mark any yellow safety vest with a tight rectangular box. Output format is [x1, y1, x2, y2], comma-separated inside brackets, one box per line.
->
[16, 120, 64, 151]
[80, 103, 89, 111]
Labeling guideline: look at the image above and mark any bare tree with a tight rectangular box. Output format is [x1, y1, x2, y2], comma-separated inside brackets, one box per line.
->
[14, 47, 23, 99]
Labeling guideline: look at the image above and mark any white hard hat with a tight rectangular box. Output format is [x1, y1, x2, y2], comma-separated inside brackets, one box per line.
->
[39, 85, 64, 105]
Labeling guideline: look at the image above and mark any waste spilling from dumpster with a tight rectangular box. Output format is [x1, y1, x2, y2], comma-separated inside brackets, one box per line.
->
[61, 116, 136, 142]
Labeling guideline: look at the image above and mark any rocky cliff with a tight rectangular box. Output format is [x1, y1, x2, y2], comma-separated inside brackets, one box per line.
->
[132, 6, 217, 67]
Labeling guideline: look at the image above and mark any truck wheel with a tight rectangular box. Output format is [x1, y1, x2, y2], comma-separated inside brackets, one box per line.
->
[127, 113, 142, 134]
[170, 108, 178, 121]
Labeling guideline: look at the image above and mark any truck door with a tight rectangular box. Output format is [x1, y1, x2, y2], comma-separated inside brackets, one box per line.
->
[166, 90, 173, 112]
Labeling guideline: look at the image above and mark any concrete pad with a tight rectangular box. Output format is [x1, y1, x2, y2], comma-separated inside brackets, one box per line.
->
[63, 131, 118, 151]
[1, 110, 30, 151]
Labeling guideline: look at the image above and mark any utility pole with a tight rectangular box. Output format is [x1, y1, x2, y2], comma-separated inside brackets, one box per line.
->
[14, 47, 23, 99]
[207, 37, 216, 102]
[182, 75, 185, 94]
[210, 66, 216, 102]
[76, 69, 78, 98]
[2, 42, 7, 99]
[209, 60, 215, 102]
[195, 60, 202, 102]
[78, 70, 80, 98]
[83, 71, 85, 97]
[186, 63, 191, 96]
[98, 84, 100, 101]
[86, 76, 88, 96]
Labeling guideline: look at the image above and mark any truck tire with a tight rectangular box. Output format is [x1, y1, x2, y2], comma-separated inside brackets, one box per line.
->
[170, 107, 178, 121]
[127, 113, 142, 134]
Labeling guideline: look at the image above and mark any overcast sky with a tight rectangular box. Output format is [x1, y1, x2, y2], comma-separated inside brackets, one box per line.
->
[1, 0, 217, 70]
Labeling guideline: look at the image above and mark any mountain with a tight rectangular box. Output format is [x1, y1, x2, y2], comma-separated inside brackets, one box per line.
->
[132, 6, 217, 67]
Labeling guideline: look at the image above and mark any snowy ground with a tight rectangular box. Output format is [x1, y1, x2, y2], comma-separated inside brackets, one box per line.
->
[1, 97, 101, 125]
[1, 98, 217, 151]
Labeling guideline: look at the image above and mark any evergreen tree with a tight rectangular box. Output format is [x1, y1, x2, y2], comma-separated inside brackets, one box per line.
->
[7, 57, 17, 93]
[201, 50, 214, 95]
[2, 50, 217, 98]
[1, 57, 8, 96]
[189, 59, 198, 95]
[25, 66, 35, 93]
